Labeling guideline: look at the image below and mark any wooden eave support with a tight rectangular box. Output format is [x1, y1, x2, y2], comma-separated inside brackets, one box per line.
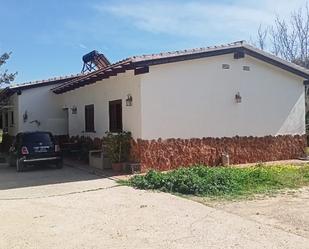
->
[54, 62, 140, 94]
[134, 66, 149, 75]
[113, 66, 126, 74]
[234, 50, 245, 59]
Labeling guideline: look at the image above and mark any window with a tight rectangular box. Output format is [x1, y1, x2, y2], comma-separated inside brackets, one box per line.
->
[85, 104, 95, 132]
[10, 112, 14, 126]
[222, 64, 230, 69]
[243, 66, 250, 71]
[109, 100, 122, 132]
[22, 132, 53, 145]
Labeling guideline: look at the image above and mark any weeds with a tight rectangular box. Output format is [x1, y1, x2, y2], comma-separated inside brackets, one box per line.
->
[125, 165, 309, 198]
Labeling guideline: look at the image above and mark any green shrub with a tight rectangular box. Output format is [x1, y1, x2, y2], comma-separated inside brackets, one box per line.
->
[127, 165, 309, 197]
[104, 131, 132, 163]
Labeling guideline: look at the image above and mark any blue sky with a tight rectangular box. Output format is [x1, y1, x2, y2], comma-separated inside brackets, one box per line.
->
[0, 0, 307, 83]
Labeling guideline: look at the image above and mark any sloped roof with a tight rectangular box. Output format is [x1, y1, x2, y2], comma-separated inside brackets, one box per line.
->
[52, 41, 309, 94]
[10, 74, 82, 90]
[0, 74, 82, 102]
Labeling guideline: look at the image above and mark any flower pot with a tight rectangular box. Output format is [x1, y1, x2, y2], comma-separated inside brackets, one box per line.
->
[112, 162, 125, 172]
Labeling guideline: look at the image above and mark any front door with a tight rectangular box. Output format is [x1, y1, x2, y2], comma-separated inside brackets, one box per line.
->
[109, 100, 122, 132]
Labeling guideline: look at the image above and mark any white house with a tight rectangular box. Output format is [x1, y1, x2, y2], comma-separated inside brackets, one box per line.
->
[51, 41, 309, 170]
[52, 41, 308, 139]
[1, 41, 309, 170]
[0, 75, 80, 136]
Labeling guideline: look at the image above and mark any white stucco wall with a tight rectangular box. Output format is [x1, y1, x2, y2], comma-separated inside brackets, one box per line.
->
[60, 70, 141, 139]
[17, 84, 67, 135]
[5, 93, 19, 136]
[140, 54, 306, 139]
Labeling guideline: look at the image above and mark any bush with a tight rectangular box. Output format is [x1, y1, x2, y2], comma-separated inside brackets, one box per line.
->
[104, 131, 132, 163]
[128, 165, 309, 197]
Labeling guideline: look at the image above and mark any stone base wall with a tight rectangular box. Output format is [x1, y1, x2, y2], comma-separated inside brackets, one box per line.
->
[130, 135, 307, 172]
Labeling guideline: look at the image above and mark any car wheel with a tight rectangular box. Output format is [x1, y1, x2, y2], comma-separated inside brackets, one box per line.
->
[16, 159, 24, 172]
[56, 161, 63, 169]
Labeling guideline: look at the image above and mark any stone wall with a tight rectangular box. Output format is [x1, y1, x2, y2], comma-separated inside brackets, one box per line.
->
[130, 135, 307, 172]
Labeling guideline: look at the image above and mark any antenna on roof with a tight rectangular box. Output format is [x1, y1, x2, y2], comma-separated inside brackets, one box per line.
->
[81, 50, 111, 73]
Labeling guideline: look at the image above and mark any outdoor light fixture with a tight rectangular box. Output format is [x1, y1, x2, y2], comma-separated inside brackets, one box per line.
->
[71, 106, 77, 114]
[126, 94, 133, 106]
[23, 111, 28, 123]
[30, 120, 41, 127]
[235, 92, 242, 103]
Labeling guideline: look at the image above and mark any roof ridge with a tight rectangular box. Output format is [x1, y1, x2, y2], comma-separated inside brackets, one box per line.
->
[11, 73, 83, 88]
[127, 41, 245, 62]
[100, 41, 247, 67]
[242, 43, 309, 74]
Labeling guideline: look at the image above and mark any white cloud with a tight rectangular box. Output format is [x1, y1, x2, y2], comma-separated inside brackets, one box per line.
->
[78, 43, 88, 49]
[94, 0, 307, 40]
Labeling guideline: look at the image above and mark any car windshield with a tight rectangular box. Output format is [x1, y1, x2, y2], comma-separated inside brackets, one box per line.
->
[22, 133, 52, 145]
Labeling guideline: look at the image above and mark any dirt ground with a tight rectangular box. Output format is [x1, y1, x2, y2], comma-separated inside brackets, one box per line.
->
[201, 187, 309, 239]
[0, 164, 309, 249]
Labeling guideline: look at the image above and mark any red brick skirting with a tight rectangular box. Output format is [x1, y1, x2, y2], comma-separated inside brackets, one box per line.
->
[130, 135, 307, 172]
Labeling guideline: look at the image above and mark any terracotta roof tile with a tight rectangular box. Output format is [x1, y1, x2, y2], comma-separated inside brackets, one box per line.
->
[6, 40, 306, 95]
[10, 73, 83, 89]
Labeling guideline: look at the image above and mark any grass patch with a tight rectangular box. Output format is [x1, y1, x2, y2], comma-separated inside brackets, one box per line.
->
[123, 164, 309, 198]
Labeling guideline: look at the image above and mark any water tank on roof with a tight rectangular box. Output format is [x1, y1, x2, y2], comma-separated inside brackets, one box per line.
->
[81, 50, 111, 73]
[82, 50, 100, 63]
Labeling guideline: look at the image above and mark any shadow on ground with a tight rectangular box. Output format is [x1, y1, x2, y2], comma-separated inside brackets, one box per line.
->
[0, 163, 102, 190]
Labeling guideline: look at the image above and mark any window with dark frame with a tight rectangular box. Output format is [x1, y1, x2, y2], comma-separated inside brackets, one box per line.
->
[85, 104, 95, 132]
[109, 100, 122, 132]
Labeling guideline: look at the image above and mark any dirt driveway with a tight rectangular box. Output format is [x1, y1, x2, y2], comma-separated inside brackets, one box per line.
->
[0, 164, 309, 249]
[210, 187, 309, 238]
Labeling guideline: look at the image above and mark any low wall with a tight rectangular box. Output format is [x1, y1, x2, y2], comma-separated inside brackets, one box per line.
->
[131, 135, 307, 172]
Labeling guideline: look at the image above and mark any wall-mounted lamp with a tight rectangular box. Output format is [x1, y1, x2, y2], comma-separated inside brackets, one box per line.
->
[30, 120, 41, 127]
[23, 111, 28, 123]
[71, 106, 77, 114]
[235, 92, 242, 103]
[126, 94, 133, 106]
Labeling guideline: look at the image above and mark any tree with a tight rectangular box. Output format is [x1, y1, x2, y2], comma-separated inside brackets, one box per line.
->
[255, 24, 268, 51]
[254, 2, 309, 69]
[0, 52, 17, 85]
[253, 2, 309, 132]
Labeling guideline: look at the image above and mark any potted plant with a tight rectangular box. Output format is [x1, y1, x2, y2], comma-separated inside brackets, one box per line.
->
[104, 131, 132, 172]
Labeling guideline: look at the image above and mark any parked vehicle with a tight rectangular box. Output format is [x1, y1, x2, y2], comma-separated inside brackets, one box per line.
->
[8, 131, 62, 172]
